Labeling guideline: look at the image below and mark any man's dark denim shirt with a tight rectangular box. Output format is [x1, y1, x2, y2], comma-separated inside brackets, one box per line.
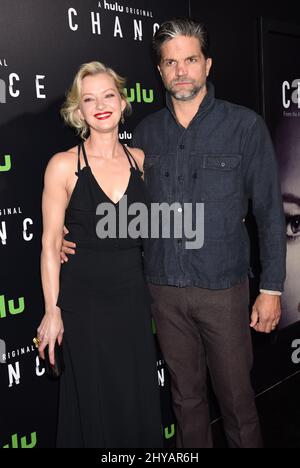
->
[132, 82, 286, 291]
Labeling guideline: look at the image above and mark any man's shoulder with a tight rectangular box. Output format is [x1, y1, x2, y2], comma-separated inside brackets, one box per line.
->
[134, 107, 168, 132]
[215, 98, 260, 126]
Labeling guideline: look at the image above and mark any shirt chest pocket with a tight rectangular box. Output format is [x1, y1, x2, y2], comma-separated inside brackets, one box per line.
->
[143, 154, 173, 202]
[200, 154, 242, 202]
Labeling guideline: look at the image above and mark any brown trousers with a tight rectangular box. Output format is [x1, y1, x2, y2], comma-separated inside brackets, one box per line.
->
[148, 280, 263, 448]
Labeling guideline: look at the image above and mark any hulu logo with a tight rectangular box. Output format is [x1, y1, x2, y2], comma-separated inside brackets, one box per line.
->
[124, 83, 154, 104]
[0, 154, 11, 172]
[0, 294, 25, 319]
[164, 424, 175, 440]
[3, 432, 37, 448]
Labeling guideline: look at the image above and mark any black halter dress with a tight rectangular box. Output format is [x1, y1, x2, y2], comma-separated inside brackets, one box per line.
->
[56, 142, 162, 448]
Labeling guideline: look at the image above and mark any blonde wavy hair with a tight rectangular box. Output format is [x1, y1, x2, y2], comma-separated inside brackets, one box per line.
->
[61, 61, 131, 139]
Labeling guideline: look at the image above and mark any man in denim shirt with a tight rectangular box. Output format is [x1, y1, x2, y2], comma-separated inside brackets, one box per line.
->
[132, 18, 286, 448]
[62, 18, 286, 448]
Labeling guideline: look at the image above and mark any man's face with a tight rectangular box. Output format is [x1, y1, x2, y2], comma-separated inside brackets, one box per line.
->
[158, 35, 212, 101]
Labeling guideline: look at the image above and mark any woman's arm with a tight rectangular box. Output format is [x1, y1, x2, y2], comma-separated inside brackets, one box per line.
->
[37, 153, 69, 365]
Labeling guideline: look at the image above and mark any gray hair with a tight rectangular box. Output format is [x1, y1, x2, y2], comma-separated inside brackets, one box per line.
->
[153, 17, 210, 64]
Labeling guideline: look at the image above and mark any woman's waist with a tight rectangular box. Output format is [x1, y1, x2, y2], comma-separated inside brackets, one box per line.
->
[58, 246, 146, 306]
[66, 236, 142, 252]
[60, 244, 143, 276]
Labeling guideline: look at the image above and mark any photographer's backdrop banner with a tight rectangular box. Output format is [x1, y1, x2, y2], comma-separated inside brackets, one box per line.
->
[1, 0, 300, 448]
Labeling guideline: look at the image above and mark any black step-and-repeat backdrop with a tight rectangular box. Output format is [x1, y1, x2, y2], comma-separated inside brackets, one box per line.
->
[1, 1, 300, 448]
[0, 0, 189, 448]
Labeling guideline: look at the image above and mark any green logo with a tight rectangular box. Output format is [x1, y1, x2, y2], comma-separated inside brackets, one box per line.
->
[164, 424, 175, 440]
[124, 83, 154, 104]
[0, 155, 11, 172]
[0, 294, 25, 319]
[3, 432, 37, 449]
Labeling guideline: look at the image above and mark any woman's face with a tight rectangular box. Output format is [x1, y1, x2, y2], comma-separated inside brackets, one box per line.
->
[279, 124, 300, 327]
[78, 72, 126, 134]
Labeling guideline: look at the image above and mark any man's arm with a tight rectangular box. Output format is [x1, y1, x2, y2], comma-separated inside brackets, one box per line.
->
[61, 226, 76, 263]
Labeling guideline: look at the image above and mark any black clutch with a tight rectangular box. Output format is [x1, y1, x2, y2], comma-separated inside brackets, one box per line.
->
[44, 341, 65, 379]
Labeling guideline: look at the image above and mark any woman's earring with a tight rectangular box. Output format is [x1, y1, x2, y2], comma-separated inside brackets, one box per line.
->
[121, 112, 125, 125]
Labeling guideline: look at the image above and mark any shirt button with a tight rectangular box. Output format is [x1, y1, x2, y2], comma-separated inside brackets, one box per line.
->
[179, 144, 185, 150]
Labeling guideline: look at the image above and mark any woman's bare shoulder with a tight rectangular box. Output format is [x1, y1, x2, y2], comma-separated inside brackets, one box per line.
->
[48, 146, 78, 168]
[45, 145, 79, 177]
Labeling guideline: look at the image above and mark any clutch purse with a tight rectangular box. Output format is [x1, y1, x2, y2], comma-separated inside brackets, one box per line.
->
[44, 341, 65, 379]
[33, 338, 65, 379]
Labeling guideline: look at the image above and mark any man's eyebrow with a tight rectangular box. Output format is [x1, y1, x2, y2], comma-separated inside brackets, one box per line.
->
[162, 55, 200, 62]
[282, 193, 300, 206]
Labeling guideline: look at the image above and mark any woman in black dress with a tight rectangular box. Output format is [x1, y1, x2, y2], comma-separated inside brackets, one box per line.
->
[36, 61, 162, 448]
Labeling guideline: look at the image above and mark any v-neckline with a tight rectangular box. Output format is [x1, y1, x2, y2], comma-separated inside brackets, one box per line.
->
[81, 141, 135, 206]
[88, 166, 133, 206]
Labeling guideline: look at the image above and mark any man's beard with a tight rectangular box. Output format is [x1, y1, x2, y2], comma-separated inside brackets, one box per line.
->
[167, 79, 204, 101]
